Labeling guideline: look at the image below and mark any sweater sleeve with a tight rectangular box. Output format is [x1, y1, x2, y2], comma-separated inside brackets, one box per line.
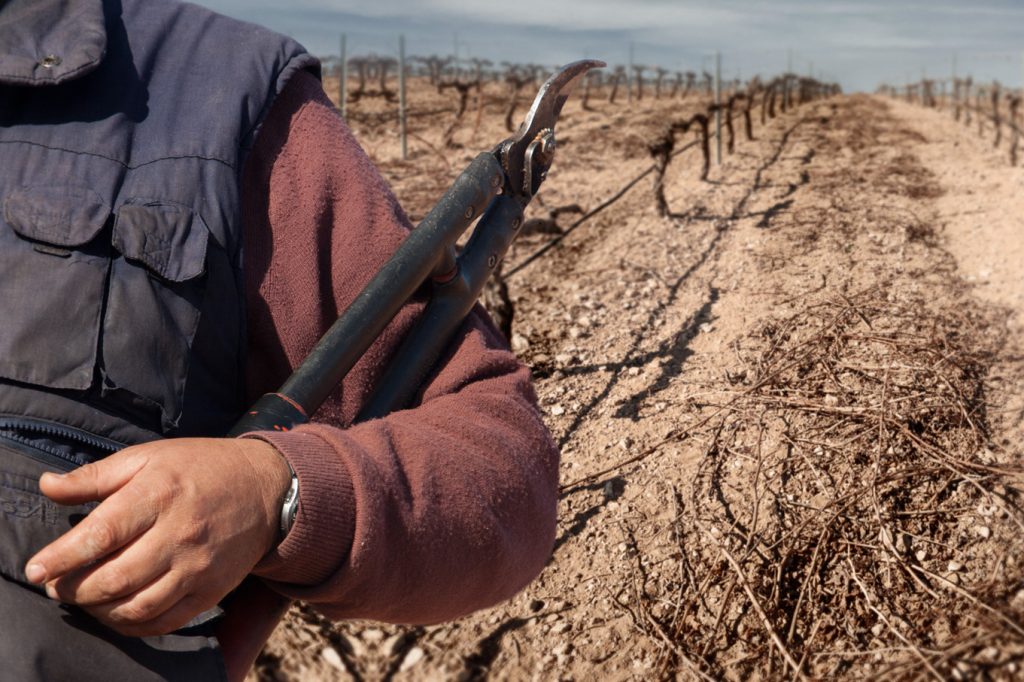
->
[238, 71, 559, 624]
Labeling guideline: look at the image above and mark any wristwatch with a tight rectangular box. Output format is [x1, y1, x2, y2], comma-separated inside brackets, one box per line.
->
[279, 461, 300, 540]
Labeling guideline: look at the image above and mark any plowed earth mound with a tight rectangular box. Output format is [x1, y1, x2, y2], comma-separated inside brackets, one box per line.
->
[248, 83, 1024, 681]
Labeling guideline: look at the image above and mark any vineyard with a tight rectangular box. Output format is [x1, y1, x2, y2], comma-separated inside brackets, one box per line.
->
[250, 61, 1024, 681]
[880, 77, 1023, 166]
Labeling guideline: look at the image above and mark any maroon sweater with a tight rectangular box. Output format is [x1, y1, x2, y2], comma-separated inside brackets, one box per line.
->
[238, 71, 558, 624]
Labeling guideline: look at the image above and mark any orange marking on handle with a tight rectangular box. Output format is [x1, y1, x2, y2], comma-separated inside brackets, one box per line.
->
[271, 393, 308, 418]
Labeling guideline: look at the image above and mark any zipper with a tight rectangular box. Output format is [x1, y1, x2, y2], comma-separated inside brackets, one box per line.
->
[0, 416, 124, 471]
[0, 429, 80, 471]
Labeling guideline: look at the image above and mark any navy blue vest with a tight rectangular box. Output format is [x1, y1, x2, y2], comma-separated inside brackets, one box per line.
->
[0, 0, 319, 446]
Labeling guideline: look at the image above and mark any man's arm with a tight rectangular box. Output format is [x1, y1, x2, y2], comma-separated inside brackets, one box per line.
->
[239, 71, 559, 623]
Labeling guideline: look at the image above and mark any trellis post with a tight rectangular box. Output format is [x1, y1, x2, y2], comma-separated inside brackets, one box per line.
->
[715, 51, 722, 165]
[339, 34, 348, 119]
[399, 35, 408, 160]
[627, 42, 634, 105]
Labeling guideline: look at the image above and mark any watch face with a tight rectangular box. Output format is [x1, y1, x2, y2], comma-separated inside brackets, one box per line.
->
[280, 475, 300, 537]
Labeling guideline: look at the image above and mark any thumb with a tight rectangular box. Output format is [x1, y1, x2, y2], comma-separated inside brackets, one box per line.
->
[40, 450, 147, 504]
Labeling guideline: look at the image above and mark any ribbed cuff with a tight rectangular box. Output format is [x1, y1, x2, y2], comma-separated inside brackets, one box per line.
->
[241, 429, 356, 586]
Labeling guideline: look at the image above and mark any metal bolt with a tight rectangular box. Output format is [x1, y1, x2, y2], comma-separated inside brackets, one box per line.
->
[464, 206, 474, 219]
[39, 55, 62, 69]
[487, 254, 498, 268]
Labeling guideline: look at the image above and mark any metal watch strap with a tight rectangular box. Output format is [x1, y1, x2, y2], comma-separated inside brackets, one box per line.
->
[279, 461, 299, 540]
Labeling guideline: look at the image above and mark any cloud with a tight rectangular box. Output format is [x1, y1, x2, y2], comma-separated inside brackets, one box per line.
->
[195, 0, 1024, 91]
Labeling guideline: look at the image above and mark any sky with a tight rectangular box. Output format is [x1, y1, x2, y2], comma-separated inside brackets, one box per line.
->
[194, 1, 1024, 93]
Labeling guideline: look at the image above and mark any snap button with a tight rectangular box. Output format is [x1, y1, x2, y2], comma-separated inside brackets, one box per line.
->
[39, 55, 62, 69]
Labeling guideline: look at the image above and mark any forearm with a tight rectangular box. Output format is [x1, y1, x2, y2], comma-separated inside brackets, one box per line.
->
[248, 310, 558, 623]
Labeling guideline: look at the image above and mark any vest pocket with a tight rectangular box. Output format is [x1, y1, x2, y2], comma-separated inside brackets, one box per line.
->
[0, 187, 110, 391]
[104, 200, 209, 432]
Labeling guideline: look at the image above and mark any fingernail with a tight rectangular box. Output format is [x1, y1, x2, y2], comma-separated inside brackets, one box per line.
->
[45, 583, 58, 600]
[25, 563, 46, 584]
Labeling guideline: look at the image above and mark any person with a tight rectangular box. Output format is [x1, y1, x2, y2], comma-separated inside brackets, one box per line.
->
[0, 0, 559, 678]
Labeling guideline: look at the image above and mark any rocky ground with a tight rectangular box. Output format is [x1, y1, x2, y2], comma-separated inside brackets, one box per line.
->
[248, 79, 1024, 681]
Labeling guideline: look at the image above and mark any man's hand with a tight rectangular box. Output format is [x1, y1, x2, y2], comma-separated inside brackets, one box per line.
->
[23, 438, 291, 637]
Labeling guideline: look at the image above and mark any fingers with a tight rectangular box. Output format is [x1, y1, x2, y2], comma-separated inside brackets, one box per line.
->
[25, 480, 161, 584]
[39, 450, 147, 505]
[47, 532, 173, 607]
[86, 580, 208, 638]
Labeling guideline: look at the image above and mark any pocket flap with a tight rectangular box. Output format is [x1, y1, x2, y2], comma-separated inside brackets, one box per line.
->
[113, 201, 209, 282]
[3, 186, 109, 247]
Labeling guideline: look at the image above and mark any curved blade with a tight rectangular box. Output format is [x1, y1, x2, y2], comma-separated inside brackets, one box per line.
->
[502, 59, 605, 197]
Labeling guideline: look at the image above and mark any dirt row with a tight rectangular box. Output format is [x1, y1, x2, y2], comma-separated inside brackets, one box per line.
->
[251, 84, 1024, 680]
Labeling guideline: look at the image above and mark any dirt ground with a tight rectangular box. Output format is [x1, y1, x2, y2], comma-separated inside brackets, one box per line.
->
[248, 79, 1024, 680]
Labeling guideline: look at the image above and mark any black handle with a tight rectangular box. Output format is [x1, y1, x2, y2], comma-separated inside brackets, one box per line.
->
[357, 194, 525, 421]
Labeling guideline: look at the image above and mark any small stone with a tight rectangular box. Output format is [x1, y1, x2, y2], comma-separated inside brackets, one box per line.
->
[878, 527, 894, 547]
[948, 560, 964, 572]
[974, 525, 991, 539]
[699, 322, 713, 333]
[871, 623, 884, 637]
[399, 646, 425, 672]
[915, 549, 927, 562]
[511, 333, 530, 353]
[569, 327, 582, 339]
[551, 622, 572, 634]
[824, 394, 839, 407]
[321, 647, 345, 672]
[555, 353, 572, 365]
[627, 366, 640, 376]
[550, 404, 565, 416]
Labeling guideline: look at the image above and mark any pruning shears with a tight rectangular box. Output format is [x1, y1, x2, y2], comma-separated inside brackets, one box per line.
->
[227, 58, 604, 434]
[217, 59, 604, 681]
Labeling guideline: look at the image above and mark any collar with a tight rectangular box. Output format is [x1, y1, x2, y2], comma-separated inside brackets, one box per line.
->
[0, 0, 106, 86]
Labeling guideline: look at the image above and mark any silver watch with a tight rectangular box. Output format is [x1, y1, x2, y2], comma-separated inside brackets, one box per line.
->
[279, 462, 299, 539]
